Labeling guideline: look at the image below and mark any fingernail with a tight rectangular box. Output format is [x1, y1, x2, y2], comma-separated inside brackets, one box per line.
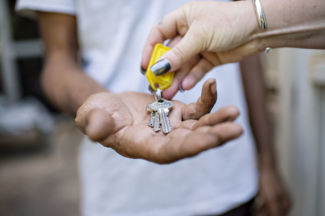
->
[140, 66, 146, 75]
[150, 59, 171, 76]
[210, 80, 217, 95]
[148, 85, 154, 93]
[178, 83, 185, 93]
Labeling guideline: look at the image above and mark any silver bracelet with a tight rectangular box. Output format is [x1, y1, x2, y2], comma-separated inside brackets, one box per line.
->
[252, 0, 267, 30]
[252, 0, 272, 53]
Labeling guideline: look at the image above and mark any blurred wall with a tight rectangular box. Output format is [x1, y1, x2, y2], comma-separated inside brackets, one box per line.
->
[264, 49, 325, 216]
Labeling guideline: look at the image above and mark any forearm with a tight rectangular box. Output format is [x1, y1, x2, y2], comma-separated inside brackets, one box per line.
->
[37, 12, 107, 115]
[42, 54, 107, 115]
[240, 55, 276, 169]
[250, 0, 325, 49]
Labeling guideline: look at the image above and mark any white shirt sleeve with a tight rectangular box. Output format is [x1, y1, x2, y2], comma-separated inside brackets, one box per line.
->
[16, 0, 76, 17]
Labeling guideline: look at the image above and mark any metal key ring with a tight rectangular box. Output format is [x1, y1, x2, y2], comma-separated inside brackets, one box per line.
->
[154, 88, 162, 101]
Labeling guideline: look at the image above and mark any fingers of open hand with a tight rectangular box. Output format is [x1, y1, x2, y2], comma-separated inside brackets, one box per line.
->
[193, 106, 240, 129]
[153, 128, 221, 164]
[165, 130, 218, 161]
[75, 108, 115, 142]
[158, 122, 242, 163]
[149, 118, 242, 164]
[182, 78, 217, 120]
[196, 122, 243, 145]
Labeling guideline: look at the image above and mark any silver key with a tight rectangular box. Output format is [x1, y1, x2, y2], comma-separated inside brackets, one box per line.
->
[148, 111, 155, 127]
[146, 88, 174, 134]
[158, 108, 172, 134]
[147, 98, 173, 134]
[147, 98, 173, 112]
[153, 111, 160, 132]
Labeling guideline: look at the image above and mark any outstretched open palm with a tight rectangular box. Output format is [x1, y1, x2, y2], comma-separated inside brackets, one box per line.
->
[75, 79, 242, 163]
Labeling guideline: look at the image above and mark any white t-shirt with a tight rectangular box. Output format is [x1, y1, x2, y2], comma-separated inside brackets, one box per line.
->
[17, 0, 258, 215]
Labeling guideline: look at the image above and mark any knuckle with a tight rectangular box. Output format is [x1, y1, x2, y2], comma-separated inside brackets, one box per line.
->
[74, 115, 80, 126]
[221, 106, 240, 118]
[185, 107, 198, 119]
[183, 2, 193, 13]
[172, 46, 186, 64]
[226, 106, 240, 118]
[74, 109, 83, 127]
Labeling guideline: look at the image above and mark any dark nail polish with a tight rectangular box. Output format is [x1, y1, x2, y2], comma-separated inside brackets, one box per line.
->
[178, 83, 185, 93]
[148, 85, 154, 93]
[140, 66, 146, 75]
[150, 59, 171, 76]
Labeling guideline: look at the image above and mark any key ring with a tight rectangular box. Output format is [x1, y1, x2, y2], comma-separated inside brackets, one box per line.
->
[154, 88, 162, 101]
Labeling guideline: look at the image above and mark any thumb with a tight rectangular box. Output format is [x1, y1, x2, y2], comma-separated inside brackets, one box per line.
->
[151, 26, 205, 76]
[76, 108, 115, 142]
[182, 78, 217, 120]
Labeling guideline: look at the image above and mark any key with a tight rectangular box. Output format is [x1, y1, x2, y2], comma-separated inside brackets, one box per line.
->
[156, 98, 173, 134]
[158, 108, 172, 134]
[148, 111, 155, 128]
[147, 98, 173, 114]
[153, 111, 160, 132]
[147, 103, 161, 132]
[147, 97, 173, 134]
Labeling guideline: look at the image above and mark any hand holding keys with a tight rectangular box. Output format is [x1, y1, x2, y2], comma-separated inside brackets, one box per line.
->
[146, 44, 174, 134]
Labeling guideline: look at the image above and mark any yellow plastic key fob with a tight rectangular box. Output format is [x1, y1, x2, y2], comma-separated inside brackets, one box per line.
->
[146, 44, 174, 91]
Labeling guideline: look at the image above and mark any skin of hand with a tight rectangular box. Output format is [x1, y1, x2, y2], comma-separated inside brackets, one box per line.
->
[240, 55, 291, 216]
[141, 0, 325, 97]
[162, 36, 201, 99]
[142, 1, 257, 96]
[254, 166, 292, 216]
[75, 79, 243, 164]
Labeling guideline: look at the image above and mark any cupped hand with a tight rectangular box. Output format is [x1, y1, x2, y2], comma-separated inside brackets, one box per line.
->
[142, 1, 263, 97]
[254, 166, 292, 216]
[75, 79, 243, 164]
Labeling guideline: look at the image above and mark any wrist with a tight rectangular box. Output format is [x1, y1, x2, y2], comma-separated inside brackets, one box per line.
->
[235, 0, 269, 53]
[258, 155, 277, 171]
[237, 0, 261, 41]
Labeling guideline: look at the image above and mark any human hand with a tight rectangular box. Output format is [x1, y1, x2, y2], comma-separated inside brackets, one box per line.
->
[254, 166, 292, 216]
[141, 1, 262, 95]
[75, 79, 242, 164]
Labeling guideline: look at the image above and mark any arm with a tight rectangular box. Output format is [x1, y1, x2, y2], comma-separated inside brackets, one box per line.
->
[240, 55, 275, 170]
[240, 56, 291, 216]
[259, 0, 325, 49]
[38, 12, 106, 115]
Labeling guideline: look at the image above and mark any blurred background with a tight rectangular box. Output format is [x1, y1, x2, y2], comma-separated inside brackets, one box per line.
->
[0, 0, 81, 215]
[0, 0, 324, 215]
